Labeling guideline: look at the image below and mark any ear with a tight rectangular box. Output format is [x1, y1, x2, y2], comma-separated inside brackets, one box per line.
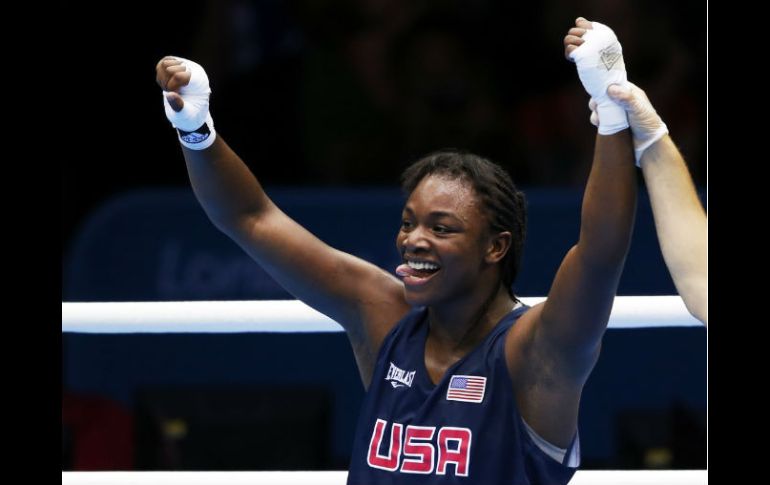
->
[485, 231, 512, 264]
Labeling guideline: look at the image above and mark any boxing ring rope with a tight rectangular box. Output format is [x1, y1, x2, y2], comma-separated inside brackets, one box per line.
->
[62, 470, 706, 484]
[62, 297, 705, 483]
[62, 296, 702, 333]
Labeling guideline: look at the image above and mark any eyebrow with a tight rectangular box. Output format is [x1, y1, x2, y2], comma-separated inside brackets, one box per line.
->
[403, 207, 464, 224]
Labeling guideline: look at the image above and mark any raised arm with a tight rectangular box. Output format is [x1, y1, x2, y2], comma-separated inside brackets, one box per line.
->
[506, 18, 637, 447]
[602, 83, 707, 325]
[536, 18, 637, 375]
[640, 137, 707, 324]
[156, 57, 410, 384]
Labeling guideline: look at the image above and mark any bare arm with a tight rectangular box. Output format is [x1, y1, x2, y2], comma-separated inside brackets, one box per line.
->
[641, 136, 707, 325]
[156, 57, 410, 385]
[538, 130, 637, 357]
[507, 19, 637, 447]
[602, 82, 707, 326]
[511, 131, 637, 449]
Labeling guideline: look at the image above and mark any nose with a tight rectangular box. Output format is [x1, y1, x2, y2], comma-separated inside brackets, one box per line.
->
[401, 225, 431, 253]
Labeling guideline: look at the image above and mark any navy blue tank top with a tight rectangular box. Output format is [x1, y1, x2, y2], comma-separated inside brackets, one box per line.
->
[347, 305, 579, 484]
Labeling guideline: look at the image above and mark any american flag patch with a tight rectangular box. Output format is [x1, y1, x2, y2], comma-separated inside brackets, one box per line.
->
[446, 375, 487, 403]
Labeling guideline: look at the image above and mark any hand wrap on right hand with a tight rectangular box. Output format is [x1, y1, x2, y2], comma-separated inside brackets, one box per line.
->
[162, 57, 216, 150]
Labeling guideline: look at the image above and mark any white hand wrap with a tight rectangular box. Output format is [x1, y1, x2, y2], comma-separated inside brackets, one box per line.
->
[569, 22, 629, 135]
[162, 56, 216, 150]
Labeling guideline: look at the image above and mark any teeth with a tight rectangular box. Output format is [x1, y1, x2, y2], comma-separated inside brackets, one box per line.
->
[407, 261, 439, 271]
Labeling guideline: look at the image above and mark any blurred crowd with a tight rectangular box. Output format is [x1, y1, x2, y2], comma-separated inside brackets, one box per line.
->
[62, 0, 705, 253]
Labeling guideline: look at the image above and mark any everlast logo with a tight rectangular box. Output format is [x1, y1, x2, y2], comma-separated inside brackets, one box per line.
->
[385, 362, 416, 388]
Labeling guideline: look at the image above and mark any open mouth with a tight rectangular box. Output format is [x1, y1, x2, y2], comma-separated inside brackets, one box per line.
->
[395, 260, 441, 286]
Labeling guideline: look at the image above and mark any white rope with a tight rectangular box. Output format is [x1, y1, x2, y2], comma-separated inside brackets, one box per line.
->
[61, 296, 703, 334]
[61, 470, 706, 484]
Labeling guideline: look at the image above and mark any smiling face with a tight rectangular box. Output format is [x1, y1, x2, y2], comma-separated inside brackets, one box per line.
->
[396, 174, 498, 306]
[399, 150, 527, 304]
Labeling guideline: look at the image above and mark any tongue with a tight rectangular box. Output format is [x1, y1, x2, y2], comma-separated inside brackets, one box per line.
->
[396, 263, 418, 277]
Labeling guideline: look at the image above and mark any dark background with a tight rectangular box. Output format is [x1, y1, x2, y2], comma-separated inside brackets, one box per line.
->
[62, 0, 706, 473]
[62, 0, 706, 247]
